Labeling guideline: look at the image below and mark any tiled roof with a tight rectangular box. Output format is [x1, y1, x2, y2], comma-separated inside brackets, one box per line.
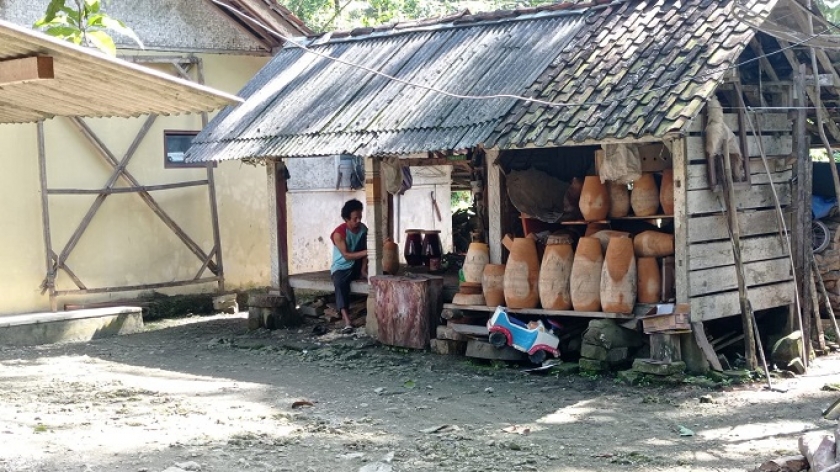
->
[186, 0, 775, 162]
[488, 0, 774, 148]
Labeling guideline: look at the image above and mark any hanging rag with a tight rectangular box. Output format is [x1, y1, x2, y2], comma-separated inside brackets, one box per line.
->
[599, 144, 642, 184]
[705, 97, 747, 183]
[382, 156, 413, 195]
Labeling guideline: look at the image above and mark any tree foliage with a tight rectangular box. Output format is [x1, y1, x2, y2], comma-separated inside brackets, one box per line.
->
[285, 0, 557, 32]
[34, 0, 143, 56]
[816, 0, 840, 24]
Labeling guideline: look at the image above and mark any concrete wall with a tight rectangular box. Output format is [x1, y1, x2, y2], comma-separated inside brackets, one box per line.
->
[285, 157, 452, 274]
[0, 53, 271, 315]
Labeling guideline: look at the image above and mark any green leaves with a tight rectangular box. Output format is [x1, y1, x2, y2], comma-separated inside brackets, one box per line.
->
[86, 30, 117, 56]
[33, 0, 143, 56]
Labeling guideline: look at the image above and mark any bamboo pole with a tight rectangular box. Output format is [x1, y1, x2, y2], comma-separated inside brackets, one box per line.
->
[719, 145, 758, 370]
[36, 121, 57, 311]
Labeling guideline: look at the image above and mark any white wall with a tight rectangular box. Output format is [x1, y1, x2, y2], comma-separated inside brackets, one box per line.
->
[285, 157, 452, 274]
[0, 53, 271, 315]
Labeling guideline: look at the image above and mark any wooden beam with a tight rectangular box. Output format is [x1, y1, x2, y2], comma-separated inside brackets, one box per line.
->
[440, 303, 634, 319]
[399, 157, 454, 167]
[794, 64, 813, 366]
[749, 38, 779, 82]
[0, 56, 53, 85]
[53, 276, 221, 296]
[779, 40, 840, 142]
[486, 148, 502, 264]
[36, 121, 57, 311]
[47, 180, 209, 194]
[365, 156, 385, 277]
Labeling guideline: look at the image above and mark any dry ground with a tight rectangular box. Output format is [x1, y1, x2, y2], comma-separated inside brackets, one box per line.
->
[1, 313, 840, 472]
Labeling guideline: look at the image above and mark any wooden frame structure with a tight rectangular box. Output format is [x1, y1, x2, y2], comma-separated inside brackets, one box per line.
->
[38, 55, 225, 311]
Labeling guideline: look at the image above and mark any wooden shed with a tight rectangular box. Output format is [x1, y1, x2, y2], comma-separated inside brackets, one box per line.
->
[185, 0, 838, 370]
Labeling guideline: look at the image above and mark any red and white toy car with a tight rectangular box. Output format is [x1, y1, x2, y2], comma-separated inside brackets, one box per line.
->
[487, 306, 560, 364]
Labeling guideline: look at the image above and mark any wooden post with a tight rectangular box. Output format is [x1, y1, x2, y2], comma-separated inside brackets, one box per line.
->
[486, 148, 503, 264]
[671, 137, 690, 312]
[266, 158, 292, 300]
[794, 64, 813, 365]
[365, 156, 385, 339]
[250, 158, 298, 330]
[365, 156, 385, 277]
[206, 165, 225, 292]
[36, 121, 57, 312]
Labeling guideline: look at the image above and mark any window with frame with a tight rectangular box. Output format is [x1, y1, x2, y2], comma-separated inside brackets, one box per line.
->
[164, 130, 206, 168]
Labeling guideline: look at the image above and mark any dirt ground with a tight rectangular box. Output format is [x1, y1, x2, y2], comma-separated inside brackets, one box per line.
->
[2, 313, 840, 472]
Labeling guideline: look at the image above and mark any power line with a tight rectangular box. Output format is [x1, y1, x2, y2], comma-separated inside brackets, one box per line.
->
[208, 0, 836, 110]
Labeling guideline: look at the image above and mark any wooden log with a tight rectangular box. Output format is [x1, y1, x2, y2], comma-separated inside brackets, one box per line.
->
[430, 339, 467, 356]
[370, 275, 443, 349]
[650, 333, 682, 363]
[465, 339, 526, 361]
[449, 323, 490, 337]
[798, 433, 836, 472]
[436, 325, 467, 341]
[754, 455, 807, 472]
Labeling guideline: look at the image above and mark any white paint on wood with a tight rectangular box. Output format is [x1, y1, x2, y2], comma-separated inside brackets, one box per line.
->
[688, 234, 788, 271]
[688, 257, 792, 297]
[692, 280, 795, 320]
[686, 182, 792, 214]
[688, 209, 791, 243]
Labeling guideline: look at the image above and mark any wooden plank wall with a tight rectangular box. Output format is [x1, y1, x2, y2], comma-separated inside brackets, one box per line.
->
[684, 112, 795, 321]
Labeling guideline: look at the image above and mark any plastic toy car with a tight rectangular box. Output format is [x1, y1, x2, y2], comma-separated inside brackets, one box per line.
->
[487, 306, 560, 364]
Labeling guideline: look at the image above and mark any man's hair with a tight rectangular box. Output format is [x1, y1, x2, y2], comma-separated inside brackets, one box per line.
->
[341, 199, 364, 220]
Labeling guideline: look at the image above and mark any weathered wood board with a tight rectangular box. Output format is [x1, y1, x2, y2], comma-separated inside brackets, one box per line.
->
[686, 182, 791, 215]
[687, 209, 791, 243]
[686, 112, 790, 133]
[688, 257, 792, 297]
[688, 234, 788, 271]
[687, 161, 792, 191]
[371, 275, 443, 349]
[686, 134, 792, 158]
[690, 280, 795, 321]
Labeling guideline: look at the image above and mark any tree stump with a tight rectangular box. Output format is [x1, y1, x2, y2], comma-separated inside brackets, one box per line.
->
[247, 293, 300, 330]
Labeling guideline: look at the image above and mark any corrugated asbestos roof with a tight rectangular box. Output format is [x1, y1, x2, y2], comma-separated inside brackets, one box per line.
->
[186, 0, 774, 162]
[0, 19, 243, 124]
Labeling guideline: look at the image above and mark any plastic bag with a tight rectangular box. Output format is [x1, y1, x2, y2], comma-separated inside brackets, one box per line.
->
[599, 144, 642, 184]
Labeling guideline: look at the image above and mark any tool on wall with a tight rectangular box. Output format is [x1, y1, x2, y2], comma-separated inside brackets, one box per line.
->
[431, 191, 442, 222]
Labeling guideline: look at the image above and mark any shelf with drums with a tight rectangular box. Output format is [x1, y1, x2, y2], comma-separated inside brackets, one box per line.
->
[450, 166, 677, 318]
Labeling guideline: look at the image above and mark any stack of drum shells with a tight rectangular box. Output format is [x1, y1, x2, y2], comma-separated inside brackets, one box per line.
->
[467, 169, 675, 314]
